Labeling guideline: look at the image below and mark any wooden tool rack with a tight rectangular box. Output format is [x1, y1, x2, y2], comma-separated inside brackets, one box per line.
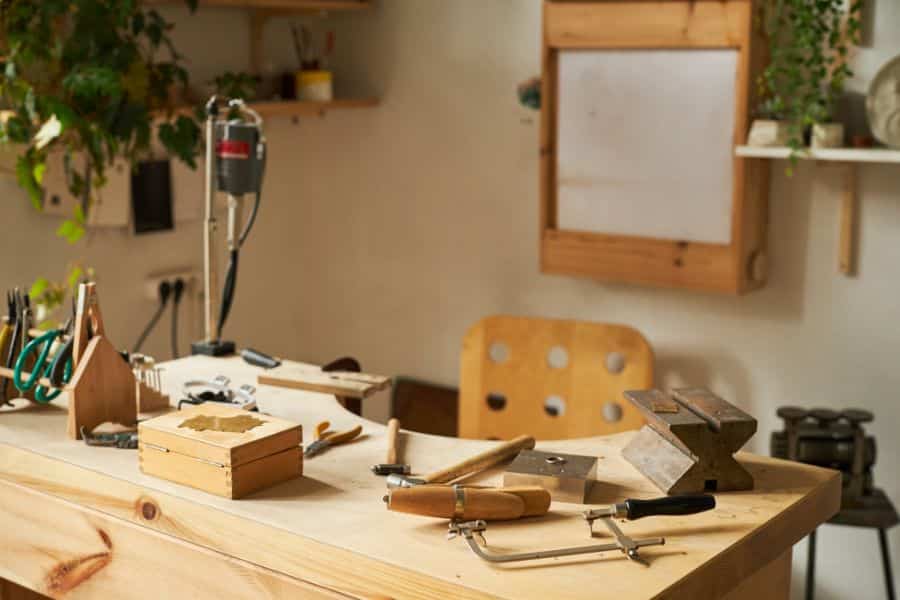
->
[0, 282, 169, 438]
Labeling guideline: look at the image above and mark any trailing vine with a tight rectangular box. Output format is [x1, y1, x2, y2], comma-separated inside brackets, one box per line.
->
[758, 0, 864, 161]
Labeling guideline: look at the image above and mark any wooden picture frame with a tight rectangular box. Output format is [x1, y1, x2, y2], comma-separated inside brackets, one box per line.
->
[540, 0, 769, 294]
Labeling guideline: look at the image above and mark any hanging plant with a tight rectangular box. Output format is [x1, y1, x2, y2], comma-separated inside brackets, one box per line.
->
[757, 0, 864, 162]
[0, 0, 203, 321]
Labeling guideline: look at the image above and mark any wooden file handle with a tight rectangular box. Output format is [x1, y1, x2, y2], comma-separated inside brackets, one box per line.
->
[387, 486, 533, 521]
[386, 418, 400, 464]
[423, 435, 536, 484]
[496, 486, 552, 517]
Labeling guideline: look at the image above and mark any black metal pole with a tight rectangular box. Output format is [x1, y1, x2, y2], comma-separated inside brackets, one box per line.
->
[806, 529, 817, 600]
[879, 529, 895, 600]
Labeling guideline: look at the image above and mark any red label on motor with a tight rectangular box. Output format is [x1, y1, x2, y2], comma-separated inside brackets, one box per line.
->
[216, 140, 250, 159]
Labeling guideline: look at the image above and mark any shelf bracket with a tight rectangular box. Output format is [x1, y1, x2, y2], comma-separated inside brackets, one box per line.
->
[838, 162, 858, 276]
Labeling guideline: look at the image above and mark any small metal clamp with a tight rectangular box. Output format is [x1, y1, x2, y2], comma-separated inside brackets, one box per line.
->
[180, 375, 257, 411]
[80, 426, 139, 449]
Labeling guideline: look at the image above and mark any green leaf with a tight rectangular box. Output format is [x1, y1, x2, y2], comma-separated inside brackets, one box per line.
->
[15, 154, 42, 210]
[62, 66, 122, 102]
[3, 115, 31, 144]
[33, 161, 46, 185]
[29, 277, 50, 300]
[67, 266, 84, 290]
[56, 219, 85, 244]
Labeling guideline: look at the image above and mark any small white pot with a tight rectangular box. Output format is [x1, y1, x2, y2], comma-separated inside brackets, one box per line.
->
[811, 123, 845, 149]
[747, 119, 790, 147]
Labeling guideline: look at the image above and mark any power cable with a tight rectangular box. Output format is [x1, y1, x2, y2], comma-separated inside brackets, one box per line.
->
[170, 278, 185, 359]
[132, 281, 172, 354]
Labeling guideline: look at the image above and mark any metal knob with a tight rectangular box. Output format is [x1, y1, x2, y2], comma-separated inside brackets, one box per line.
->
[809, 408, 840, 427]
[776, 406, 809, 424]
[841, 408, 874, 426]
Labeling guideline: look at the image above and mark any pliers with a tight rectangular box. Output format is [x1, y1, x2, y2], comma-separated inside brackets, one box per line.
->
[304, 421, 363, 458]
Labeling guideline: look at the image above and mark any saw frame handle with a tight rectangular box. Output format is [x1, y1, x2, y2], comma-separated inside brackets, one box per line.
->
[623, 494, 716, 520]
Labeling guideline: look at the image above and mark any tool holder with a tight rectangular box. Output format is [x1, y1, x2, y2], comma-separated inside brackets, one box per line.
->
[0, 334, 37, 404]
[622, 388, 757, 494]
[65, 283, 169, 439]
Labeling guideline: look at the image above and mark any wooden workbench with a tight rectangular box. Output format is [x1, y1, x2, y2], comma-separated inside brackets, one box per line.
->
[0, 356, 839, 599]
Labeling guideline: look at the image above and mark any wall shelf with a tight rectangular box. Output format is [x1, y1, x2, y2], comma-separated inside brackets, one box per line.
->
[166, 98, 378, 118]
[149, 0, 370, 12]
[735, 145, 900, 164]
[251, 98, 379, 116]
[240, 98, 378, 117]
[735, 144, 900, 276]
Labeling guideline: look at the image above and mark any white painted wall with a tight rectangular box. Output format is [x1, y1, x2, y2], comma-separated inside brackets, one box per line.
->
[1, 1, 897, 598]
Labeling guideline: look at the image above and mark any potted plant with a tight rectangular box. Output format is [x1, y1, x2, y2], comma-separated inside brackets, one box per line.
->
[757, 0, 864, 156]
[748, 96, 790, 147]
[0, 1, 219, 322]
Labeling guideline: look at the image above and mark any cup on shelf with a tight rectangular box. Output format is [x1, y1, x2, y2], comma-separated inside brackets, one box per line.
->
[811, 123, 844, 149]
[296, 70, 333, 102]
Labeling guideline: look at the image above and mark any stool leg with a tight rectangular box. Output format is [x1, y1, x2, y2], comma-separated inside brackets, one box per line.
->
[806, 528, 817, 600]
[879, 529, 895, 600]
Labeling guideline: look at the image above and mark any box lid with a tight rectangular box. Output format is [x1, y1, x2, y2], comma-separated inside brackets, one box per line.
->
[138, 403, 302, 467]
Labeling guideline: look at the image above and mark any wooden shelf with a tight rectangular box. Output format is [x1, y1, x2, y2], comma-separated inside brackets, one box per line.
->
[735, 145, 900, 163]
[165, 98, 379, 118]
[736, 144, 900, 277]
[250, 98, 379, 117]
[149, 0, 370, 12]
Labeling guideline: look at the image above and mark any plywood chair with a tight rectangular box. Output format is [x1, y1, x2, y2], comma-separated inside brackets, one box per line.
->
[459, 316, 653, 440]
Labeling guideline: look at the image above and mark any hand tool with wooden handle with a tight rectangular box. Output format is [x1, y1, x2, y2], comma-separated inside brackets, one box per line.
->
[386, 434, 536, 488]
[371, 418, 410, 476]
[385, 485, 551, 520]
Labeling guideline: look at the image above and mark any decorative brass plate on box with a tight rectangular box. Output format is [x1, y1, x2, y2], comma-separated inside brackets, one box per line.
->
[138, 403, 302, 499]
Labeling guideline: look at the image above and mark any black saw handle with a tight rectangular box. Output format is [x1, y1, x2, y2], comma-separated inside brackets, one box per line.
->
[624, 494, 716, 520]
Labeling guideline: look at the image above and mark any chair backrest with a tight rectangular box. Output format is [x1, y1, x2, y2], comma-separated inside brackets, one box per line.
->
[458, 315, 653, 440]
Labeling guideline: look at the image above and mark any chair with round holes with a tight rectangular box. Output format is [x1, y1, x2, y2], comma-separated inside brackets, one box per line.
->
[458, 316, 654, 440]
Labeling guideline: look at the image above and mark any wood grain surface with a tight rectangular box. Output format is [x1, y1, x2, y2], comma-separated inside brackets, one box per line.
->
[0, 356, 840, 599]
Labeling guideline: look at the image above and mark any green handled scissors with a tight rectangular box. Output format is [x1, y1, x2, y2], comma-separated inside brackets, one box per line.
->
[13, 327, 73, 403]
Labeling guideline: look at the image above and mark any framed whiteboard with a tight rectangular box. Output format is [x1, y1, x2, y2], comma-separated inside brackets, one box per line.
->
[557, 49, 737, 245]
[539, 0, 769, 294]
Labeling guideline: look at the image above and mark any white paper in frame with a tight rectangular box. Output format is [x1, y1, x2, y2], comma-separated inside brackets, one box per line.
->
[556, 48, 738, 245]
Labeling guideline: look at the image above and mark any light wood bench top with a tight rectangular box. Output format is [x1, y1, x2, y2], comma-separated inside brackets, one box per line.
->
[0, 356, 840, 599]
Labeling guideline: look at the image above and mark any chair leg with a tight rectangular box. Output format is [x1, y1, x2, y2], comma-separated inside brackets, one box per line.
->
[806, 528, 817, 600]
[879, 529, 895, 600]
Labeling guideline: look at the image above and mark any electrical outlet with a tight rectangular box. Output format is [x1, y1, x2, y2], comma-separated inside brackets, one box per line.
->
[144, 268, 200, 302]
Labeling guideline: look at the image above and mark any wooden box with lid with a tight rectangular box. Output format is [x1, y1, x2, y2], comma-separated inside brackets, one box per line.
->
[138, 403, 302, 499]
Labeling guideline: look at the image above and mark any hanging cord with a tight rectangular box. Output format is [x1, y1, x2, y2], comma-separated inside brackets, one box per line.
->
[132, 281, 172, 354]
[215, 174, 263, 339]
[170, 278, 185, 359]
[216, 249, 239, 339]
